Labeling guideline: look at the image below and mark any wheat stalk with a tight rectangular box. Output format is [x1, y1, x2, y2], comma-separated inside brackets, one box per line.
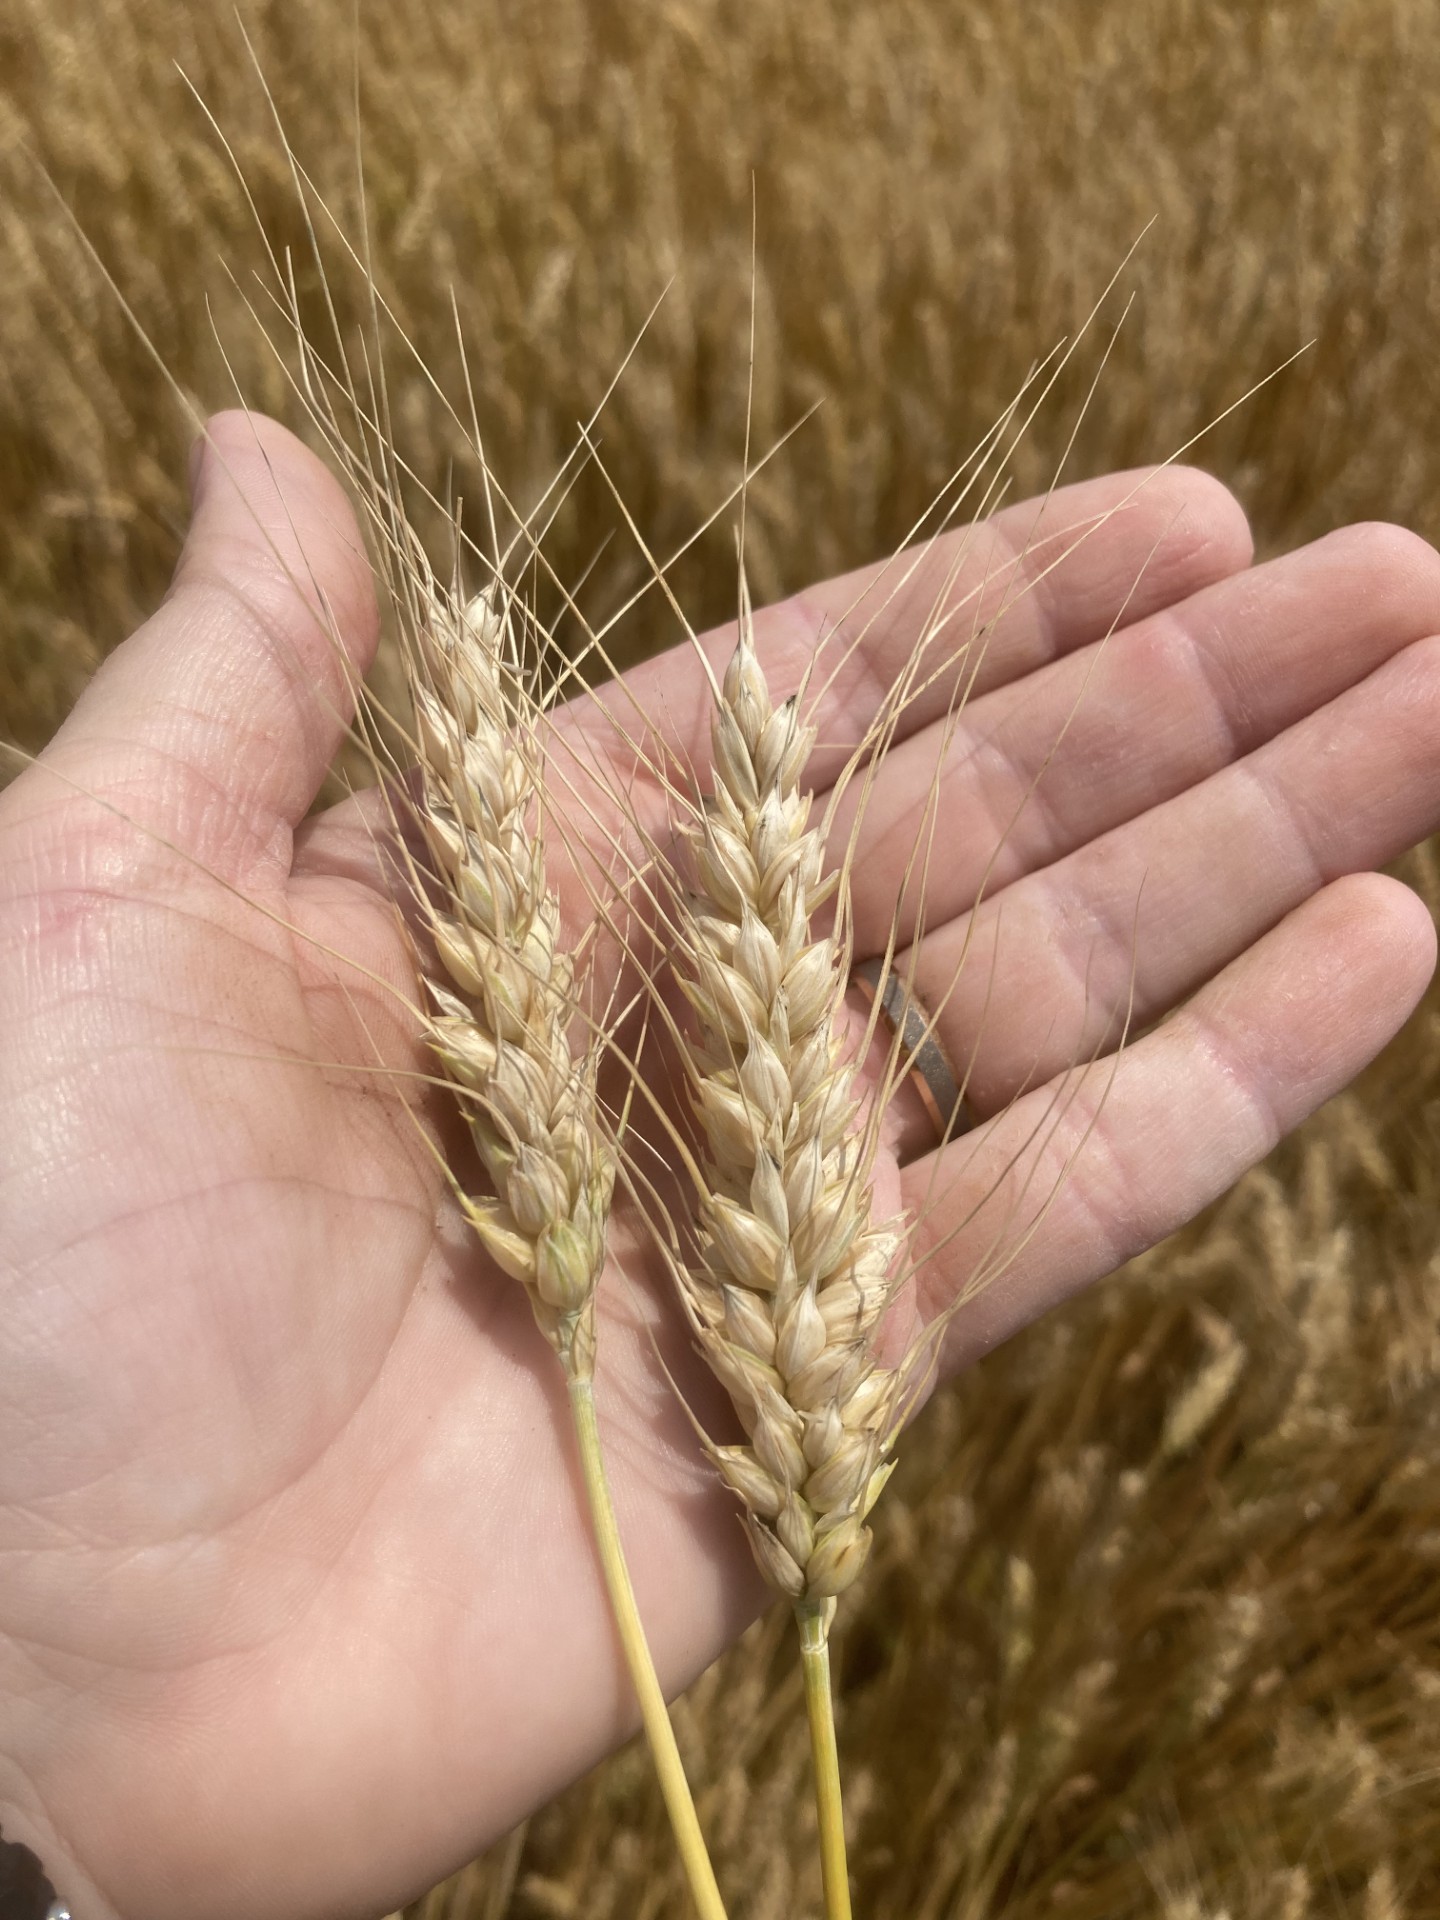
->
[670, 582, 916, 1919]
[398, 560, 729, 1920]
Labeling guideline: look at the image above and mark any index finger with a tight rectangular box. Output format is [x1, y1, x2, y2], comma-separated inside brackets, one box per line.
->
[573, 465, 1252, 791]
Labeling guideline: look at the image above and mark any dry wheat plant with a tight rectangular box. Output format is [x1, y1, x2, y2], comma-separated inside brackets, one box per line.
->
[5, 2, 1440, 1917]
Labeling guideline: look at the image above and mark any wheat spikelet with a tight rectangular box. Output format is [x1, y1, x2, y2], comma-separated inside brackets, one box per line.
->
[673, 586, 907, 1613]
[410, 569, 614, 1381]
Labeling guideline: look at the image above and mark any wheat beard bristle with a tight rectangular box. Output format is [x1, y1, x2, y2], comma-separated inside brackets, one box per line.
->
[678, 599, 905, 1609]
[413, 582, 614, 1381]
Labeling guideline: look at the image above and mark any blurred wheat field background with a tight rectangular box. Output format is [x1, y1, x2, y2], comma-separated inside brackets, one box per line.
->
[4, 1, 1440, 1915]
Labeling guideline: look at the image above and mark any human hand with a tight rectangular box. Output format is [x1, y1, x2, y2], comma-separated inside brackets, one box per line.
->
[1, 413, 1434, 1920]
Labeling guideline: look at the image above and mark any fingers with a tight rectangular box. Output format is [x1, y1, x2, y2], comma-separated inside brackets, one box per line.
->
[576, 464, 1252, 792]
[790, 466, 1252, 784]
[896, 604, 1440, 1121]
[907, 873, 1436, 1377]
[840, 522, 1440, 950]
[33, 411, 377, 883]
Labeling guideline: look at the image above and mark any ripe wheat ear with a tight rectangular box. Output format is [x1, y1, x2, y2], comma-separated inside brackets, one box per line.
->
[325, 490, 733, 1914]
[569, 363, 1171, 1913]
[512, 441, 1167, 1920]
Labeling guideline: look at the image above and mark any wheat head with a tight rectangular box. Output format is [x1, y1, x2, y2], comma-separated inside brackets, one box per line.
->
[410, 573, 615, 1382]
[672, 588, 908, 1612]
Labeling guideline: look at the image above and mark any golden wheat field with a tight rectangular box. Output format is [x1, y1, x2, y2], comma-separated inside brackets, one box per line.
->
[4, 1, 1440, 1916]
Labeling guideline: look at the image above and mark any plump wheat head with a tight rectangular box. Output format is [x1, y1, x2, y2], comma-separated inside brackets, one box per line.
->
[408, 571, 615, 1382]
[670, 590, 909, 1612]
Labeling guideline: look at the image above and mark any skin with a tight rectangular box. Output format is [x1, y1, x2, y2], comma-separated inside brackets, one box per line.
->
[1, 411, 1437, 1920]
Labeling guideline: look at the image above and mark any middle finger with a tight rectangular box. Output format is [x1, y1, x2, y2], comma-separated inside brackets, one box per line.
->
[835, 523, 1440, 957]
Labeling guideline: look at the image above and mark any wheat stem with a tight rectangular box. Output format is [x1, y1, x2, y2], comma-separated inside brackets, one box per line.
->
[404, 576, 726, 1913]
[568, 1376, 729, 1920]
[798, 1603, 852, 1920]
[668, 587, 905, 1913]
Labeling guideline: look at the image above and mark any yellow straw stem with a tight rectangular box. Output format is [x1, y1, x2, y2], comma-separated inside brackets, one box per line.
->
[798, 1602, 854, 1920]
[567, 1375, 729, 1920]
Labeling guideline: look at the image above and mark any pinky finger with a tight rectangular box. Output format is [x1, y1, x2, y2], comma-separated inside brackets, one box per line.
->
[907, 871, 1437, 1377]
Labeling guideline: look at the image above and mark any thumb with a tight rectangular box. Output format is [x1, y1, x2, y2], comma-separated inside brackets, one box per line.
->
[37, 409, 378, 883]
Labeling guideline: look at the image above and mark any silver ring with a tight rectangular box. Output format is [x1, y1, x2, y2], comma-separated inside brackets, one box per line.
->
[852, 956, 973, 1142]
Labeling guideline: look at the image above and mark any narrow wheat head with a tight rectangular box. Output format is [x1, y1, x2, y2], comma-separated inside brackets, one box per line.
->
[401, 557, 731, 1920]
[672, 586, 909, 1613]
[408, 568, 615, 1382]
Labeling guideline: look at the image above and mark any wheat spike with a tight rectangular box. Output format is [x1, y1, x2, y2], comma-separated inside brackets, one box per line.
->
[406, 565, 728, 1920]
[675, 587, 906, 1612]
[670, 581, 918, 1920]
[412, 576, 614, 1382]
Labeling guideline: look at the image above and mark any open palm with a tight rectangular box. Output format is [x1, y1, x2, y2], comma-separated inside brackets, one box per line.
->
[2, 415, 1435, 1920]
